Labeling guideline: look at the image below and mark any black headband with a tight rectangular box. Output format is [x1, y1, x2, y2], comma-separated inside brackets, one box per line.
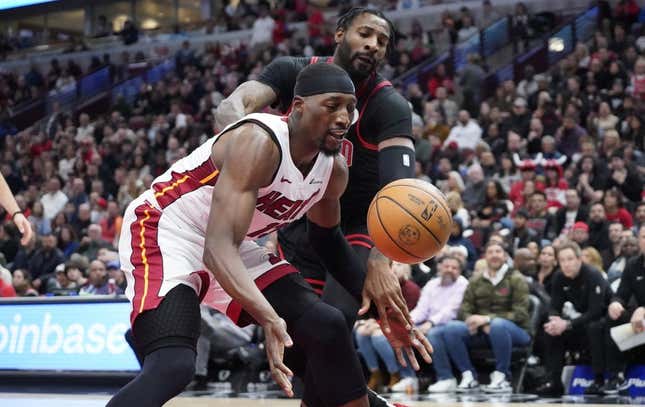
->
[294, 63, 355, 97]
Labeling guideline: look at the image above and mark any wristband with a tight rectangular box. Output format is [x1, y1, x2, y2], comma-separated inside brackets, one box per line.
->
[11, 211, 23, 221]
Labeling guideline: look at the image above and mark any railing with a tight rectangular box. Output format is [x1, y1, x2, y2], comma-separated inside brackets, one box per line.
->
[395, 15, 513, 89]
[481, 5, 599, 99]
[9, 58, 176, 132]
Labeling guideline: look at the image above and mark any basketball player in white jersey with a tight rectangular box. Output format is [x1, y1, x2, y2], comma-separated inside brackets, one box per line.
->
[108, 63, 432, 407]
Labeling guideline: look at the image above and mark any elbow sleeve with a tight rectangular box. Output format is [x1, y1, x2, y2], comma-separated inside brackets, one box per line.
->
[378, 145, 416, 187]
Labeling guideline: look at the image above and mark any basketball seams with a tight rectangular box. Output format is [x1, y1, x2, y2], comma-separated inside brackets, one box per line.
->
[373, 197, 424, 261]
[378, 195, 443, 245]
[383, 183, 452, 220]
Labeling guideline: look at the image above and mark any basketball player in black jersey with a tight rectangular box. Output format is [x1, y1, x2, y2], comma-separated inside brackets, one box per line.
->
[216, 8, 432, 407]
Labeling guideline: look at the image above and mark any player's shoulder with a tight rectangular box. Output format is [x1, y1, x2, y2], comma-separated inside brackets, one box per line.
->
[227, 114, 283, 151]
[365, 75, 410, 114]
[267, 56, 312, 72]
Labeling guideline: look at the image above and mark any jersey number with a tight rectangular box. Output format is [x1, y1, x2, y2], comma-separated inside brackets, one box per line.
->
[340, 139, 354, 167]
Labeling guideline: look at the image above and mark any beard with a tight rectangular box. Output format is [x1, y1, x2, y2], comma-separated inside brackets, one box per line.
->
[319, 136, 341, 156]
[336, 38, 375, 80]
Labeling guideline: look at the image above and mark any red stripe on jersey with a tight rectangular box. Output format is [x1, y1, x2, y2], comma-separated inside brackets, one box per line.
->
[225, 263, 297, 325]
[129, 202, 164, 325]
[192, 270, 211, 302]
[355, 80, 392, 151]
[277, 243, 285, 260]
[349, 240, 373, 249]
[152, 159, 220, 209]
[304, 278, 325, 287]
[345, 233, 374, 243]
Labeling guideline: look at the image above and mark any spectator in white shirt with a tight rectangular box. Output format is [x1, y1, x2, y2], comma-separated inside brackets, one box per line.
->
[40, 177, 69, 221]
[443, 110, 482, 151]
[250, 4, 275, 49]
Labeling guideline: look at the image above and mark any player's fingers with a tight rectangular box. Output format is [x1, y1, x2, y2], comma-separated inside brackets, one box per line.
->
[272, 359, 293, 379]
[394, 347, 407, 367]
[281, 332, 293, 348]
[404, 346, 420, 371]
[270, 366, 293, 397]
[358, 294, 371, 316]
[387, 301, 411, 331]
[389, 296, 413, 329]
[376, 303, 391, 333]
[414, 332, 433, 364]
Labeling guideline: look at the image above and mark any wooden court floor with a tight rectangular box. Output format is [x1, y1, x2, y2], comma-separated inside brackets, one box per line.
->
[1, 393, 642, 407]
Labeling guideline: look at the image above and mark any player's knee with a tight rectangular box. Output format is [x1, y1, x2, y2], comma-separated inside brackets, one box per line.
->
[153, 351, 196, 389]
[307, 303, 349, 348]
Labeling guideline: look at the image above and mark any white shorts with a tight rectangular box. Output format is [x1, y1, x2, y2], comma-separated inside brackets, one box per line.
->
[119, 193, 296, 326]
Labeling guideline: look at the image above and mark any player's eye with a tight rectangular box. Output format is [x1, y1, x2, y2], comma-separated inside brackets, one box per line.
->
[326, 104, 338, 112]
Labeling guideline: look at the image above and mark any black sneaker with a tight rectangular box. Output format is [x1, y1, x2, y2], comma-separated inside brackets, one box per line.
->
[602, 376, 629, 395]
[584, 380, 604, 395]
[535, 381, 564, 397]
[186, 375, 209, 391]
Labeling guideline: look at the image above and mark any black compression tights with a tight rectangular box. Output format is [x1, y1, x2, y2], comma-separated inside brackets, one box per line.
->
[106, 346, 196, 407]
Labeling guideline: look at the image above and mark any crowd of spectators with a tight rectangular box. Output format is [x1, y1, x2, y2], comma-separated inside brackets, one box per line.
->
[0, 0, 644, 397]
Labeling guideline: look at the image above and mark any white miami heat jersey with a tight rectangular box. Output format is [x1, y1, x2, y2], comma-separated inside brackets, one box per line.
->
[144, 113, 334, 240]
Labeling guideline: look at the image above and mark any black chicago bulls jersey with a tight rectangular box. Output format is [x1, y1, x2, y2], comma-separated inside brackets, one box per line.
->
[258, 56, 412, 228]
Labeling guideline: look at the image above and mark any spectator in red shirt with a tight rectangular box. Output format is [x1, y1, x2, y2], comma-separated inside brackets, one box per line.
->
[307, 3, 324, 40]
[99, 200, 123, 245]
[509, 158, 545, 209]
[614, 0, 640, 28]
[427, 63, 454, 98]
[393, 262, 421, 310]
[604, 188, 634, 229]
[0, 276, 16, 297]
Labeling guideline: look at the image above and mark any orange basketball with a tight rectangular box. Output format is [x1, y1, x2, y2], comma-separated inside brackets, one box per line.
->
[367, 178, 452, 264]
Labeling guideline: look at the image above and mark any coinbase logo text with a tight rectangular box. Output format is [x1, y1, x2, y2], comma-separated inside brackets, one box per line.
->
[0, 301, 140, 371]
[0, 313, 127, 355]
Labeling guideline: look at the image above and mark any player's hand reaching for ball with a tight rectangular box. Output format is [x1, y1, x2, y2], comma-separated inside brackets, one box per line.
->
[359, 247, 413, 334]
[262, 317, 294, 397]
[378, 309, 433, 371]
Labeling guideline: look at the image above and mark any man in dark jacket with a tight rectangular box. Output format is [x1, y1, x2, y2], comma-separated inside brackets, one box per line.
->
[587, 225, 645, 395]
[547, 189, 588, 240]
[537, 242, 609, 396]
[587, 202, 611, 251]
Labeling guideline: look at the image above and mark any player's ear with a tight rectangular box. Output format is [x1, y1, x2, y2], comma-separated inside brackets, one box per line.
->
[335, 28, 344, 45]
[292, 96, 305, 117]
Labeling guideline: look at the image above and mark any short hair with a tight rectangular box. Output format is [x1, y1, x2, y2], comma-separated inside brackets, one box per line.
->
[484, 240, 506, 253]
[336, 7, 396, 54]
[608, 221, 624, 231]
[438, 254, 463, 270]
[556, 241, 582, 258]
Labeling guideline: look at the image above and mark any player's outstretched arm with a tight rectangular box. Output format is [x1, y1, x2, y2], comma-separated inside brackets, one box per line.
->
[306, 156, 365, 301]
[203, 125, 293, 397]
[357, 136, 417, 332]
[214, 80, 277, 130]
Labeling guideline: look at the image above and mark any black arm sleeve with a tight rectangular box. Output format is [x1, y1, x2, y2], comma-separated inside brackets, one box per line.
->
[378, 145, 416, 186]
[613, 262, 633, 306]
[307, 220, 366, 302]
[571, 271, 607, 330]
[257, 56, 309, 112]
